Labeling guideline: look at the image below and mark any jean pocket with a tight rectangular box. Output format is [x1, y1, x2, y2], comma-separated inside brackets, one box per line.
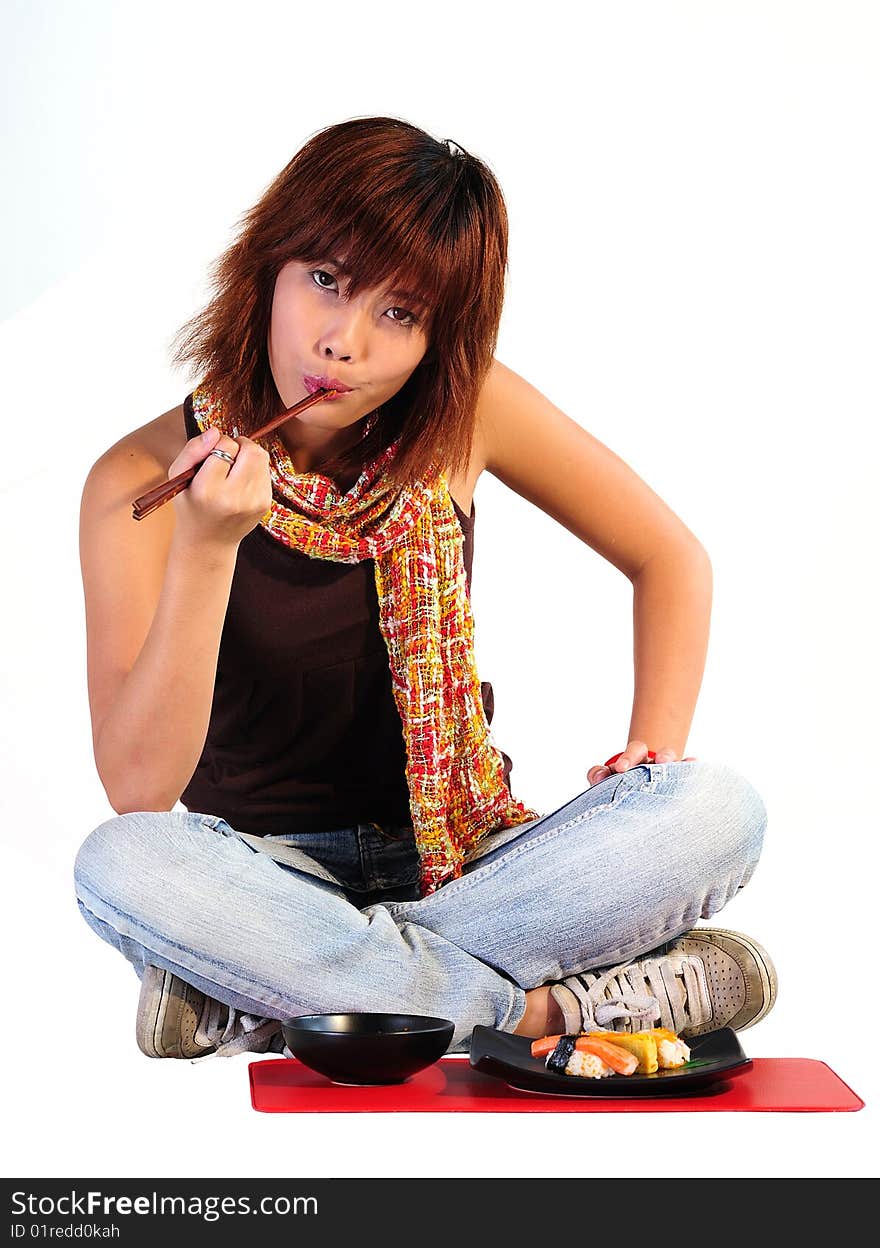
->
[365, 835, 422, 890]
[611, 759, 702, 801]
[610, 763, 657, 802]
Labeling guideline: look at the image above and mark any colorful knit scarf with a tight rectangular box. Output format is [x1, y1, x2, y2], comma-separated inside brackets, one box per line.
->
[191, 384, 541, 895]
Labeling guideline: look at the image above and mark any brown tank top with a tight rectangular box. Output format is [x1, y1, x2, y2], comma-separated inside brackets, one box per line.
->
[179, 394, 515, 834]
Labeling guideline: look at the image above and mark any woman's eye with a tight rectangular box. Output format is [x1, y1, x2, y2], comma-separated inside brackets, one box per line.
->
[386, 306, 418, 327]
[310, 269, 337, 291]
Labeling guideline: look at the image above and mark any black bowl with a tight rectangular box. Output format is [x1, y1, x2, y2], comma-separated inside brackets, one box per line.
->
[280, 1013, 455, 1085]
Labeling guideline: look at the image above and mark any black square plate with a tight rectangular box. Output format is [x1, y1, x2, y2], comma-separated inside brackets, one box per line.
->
[469, 1026, 752, 1097]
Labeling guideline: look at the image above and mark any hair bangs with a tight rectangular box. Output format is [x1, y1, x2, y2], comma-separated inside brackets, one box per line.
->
[296, 201, 468, 340]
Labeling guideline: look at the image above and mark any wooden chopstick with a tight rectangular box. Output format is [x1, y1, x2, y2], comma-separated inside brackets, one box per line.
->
[131, 388, 337, 520]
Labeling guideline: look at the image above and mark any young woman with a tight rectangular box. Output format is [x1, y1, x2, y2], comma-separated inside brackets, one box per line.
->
[74, 116, 775, 1060]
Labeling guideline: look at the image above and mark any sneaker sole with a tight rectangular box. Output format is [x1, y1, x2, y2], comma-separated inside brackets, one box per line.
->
[669, 926, 778, 1036]
[135, 965, 215, 1059]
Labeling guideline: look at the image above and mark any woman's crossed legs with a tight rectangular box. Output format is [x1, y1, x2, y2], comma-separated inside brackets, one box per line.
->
[73, 761, 767, 1053]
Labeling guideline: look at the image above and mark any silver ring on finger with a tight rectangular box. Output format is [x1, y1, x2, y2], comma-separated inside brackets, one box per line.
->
[209, 448, 236, 466]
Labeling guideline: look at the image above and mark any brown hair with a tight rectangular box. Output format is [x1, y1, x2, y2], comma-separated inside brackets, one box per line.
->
[169, 116, 509, 489]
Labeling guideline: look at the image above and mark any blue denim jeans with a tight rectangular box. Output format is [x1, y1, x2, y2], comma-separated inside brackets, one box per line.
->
[73, 760, 767, 1052]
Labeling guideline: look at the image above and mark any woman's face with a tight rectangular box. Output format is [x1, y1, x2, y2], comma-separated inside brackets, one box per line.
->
[268, 257, 430, 437]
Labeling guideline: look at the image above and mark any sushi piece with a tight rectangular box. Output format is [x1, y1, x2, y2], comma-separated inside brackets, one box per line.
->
[576, 1035, 639, 1075]
[586, 1031, 659, 1075]
[560, 1050, 615, 1080]
[654, 1033, 691, 1069]
[544, 1035, 614, 1080]
[630, 1027, 691, 1068]
[588, 1028, 691, 1070]
[544, 1034, 577, 1074]
[531, 1034, 565, 1058]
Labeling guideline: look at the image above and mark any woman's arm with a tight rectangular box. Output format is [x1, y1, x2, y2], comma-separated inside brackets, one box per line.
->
[627, 545, 712, 757]
[475, 359, 712, 755]
[79, 436, 241, 814]
[476, 359, 708, 575]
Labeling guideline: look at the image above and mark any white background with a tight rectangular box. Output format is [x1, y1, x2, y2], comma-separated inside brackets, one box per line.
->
[1, 0, 877, 1180]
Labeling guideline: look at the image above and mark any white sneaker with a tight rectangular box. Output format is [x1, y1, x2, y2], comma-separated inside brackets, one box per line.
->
[549, 927, 778, 1038]
[135, 965, 286, 1060]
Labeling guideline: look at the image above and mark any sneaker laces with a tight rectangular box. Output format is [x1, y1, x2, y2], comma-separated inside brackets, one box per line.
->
[190, 997, 291, 1062]
[559, 953, 713, 1033]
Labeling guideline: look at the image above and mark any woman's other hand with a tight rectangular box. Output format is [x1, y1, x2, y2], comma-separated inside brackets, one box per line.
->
[587, 740, 698, 787]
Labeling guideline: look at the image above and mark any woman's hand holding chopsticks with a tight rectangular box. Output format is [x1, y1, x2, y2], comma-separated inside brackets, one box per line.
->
[131, 388, 336, 521]
[164, 427, 273, 549]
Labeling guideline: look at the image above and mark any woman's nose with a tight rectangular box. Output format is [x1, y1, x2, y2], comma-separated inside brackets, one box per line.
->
[319, 302, 369, 361]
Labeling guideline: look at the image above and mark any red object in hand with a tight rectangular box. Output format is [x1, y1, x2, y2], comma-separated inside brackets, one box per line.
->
[604, 750, 657, 768]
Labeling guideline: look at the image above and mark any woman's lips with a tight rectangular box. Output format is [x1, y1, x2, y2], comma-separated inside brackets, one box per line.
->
[303, 374, 354, 399]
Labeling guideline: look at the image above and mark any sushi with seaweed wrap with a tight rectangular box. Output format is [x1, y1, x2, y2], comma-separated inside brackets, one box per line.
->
[545, 1035, 578, 1074]
[535, 1033, 641, 1079]
[543, 1034, 619, 1079]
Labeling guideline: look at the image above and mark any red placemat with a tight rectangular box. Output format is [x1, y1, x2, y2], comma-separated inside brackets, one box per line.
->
[249, 1055, 863, 1113]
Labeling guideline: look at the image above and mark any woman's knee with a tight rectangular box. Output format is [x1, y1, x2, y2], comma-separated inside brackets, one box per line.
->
[73, 810, 192, 903]
[680, 759, 767, 877]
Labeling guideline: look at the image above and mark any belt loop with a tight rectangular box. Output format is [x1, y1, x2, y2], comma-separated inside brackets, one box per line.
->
[366, 821, 402, 841]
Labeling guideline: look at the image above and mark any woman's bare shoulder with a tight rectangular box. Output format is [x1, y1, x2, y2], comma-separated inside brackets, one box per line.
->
[82, 404, 188, 525]
[86, 404, 187, 491]
[118, 403, 188, 466]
